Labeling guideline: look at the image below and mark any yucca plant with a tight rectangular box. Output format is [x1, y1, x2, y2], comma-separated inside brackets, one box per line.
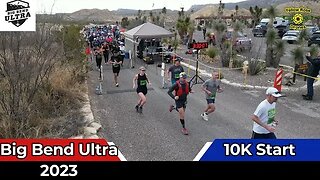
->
[273, 40, 285, 68]
[309, 44, 319, 58]
[265, 28, 277, 67]
[291, 47, 304, 65]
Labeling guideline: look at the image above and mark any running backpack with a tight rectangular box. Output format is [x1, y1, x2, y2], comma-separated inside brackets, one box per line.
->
[175, 80, 189, 96]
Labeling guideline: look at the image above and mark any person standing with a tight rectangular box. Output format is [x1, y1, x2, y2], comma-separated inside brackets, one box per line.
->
[168, 72, 191, 135]
[302, 52, 320, 100]
[251, 87, 283, 139]
[167, 58, 184, 86]
[201, 72, 223, 121]
[133, 66, 151, 113]
[203, 27, 207, 40]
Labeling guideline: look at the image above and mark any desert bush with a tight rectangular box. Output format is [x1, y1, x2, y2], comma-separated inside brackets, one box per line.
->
[207, 47, 219, 61]
[0, 23, 87, 138]
[233, 57, 245, 69]
[249, 60, 265, 75]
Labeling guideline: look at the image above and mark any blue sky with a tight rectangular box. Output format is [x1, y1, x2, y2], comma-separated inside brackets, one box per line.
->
[37, 0, 245, 13]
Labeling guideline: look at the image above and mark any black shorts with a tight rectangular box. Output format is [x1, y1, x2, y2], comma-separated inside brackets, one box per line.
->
[112, 66, 120, 75]
[206, 99, 215, 104]
[137, 88, 147, 95]
[175, 100, 187, 109]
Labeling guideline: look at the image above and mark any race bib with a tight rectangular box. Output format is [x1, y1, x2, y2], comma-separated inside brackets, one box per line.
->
[140, 80, 147, 86]
[267, 109, 276, 124]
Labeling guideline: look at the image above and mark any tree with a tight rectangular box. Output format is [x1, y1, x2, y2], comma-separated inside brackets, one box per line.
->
[265, 6, 277, 67]
[121, 17, 129, 28]
[0, 24, 61, 137]
[235, 5, 239, 17]
[162, 7, 167, 27]
[213, 20, 229, 67]
[249, 6, 263, 27]
[229, 21, 244, 67]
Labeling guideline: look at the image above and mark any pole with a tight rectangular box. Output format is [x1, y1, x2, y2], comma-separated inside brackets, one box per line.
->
[293, 64, 298, 83]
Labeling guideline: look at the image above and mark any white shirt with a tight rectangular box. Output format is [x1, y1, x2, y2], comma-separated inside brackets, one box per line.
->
[253, 99, 276, 134]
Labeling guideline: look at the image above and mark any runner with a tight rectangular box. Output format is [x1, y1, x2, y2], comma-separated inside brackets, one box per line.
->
[108, 46, 122, 87]
[94, 46, 103, 71]
[133, 66, 151, 113]
[201, 72, 223, 121]
[167, 58, 184, 86]
[168, 72, 192, 135]
[102, 42, 110, 64]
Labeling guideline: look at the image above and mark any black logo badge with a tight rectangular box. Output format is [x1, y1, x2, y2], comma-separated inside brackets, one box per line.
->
[5, 0, 31, 27]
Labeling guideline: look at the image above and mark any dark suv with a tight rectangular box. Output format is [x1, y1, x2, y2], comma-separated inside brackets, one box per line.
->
[252, 24, 267, 37]
[308, 31, 320, 47]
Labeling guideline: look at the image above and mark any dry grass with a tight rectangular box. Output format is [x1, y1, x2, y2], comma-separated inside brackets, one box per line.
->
[0, 63, 87, 138]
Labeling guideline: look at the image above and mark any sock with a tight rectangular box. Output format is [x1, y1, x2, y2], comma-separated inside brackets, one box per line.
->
[180, 119, 185, 128]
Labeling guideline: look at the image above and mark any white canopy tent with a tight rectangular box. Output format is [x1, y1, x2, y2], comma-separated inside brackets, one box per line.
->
[123, 22, 174, 68]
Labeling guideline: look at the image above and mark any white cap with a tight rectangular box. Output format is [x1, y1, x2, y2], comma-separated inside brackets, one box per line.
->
[266, 87, 282, 98]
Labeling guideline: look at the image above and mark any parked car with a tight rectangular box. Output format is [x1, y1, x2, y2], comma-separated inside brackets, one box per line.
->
[275, 25, 289, 38]
[308, 31, 320, 46]
[234, 32, 252, 52]
[282, 30, 300, 44]
[226, 29, 252, 52]
[252, 24, 267, 37]
[306, 26, 319, 38]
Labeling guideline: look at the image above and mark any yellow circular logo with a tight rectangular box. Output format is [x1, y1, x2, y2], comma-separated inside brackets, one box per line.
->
[292, 14, 304, 24]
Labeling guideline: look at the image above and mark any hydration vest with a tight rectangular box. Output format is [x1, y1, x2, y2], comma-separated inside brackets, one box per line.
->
[175, 80, 189, 96]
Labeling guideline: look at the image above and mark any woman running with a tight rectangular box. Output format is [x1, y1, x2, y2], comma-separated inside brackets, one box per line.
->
[133, 66, 151, 113]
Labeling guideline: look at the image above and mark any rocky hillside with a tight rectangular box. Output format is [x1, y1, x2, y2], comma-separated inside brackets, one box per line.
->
[65, 9, 122, 22]
[190, 5, 251, 19]
[276, 1, 320, 16]
[188, 0, 292, 12]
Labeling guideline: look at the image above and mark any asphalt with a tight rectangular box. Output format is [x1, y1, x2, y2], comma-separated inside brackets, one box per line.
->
[87, 57, 320, 161]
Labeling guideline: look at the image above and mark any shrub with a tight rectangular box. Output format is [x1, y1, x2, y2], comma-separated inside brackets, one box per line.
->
[249, 60, 265, 75]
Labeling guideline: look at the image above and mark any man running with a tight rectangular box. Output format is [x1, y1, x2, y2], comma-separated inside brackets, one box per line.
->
[168, 72, 191, 135]
[108, 46, 122, 87]
[201, 72, 223, 121]
[167, 58, 184, 86]
[133, 66, 151, 113]
[251, 87, 283, 139]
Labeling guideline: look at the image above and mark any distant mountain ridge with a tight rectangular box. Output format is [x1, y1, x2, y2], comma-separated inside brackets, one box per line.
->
[37, 0, 306, 23]
[188, 0, 292, 12]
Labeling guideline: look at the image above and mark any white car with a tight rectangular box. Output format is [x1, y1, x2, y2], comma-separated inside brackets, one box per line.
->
[282, 30, 300, 44]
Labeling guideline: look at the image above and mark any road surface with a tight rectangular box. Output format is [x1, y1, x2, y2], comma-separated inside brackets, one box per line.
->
[87, 55, 320, 161]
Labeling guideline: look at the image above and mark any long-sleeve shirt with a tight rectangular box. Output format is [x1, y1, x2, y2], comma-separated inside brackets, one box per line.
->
[306, 56, 320, 77]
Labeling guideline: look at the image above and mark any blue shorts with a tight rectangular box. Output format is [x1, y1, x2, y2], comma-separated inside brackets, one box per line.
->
[206, 99, 215, 104]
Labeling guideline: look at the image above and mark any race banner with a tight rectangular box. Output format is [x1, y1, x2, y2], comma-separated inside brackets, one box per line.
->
[194, 139, 320, 161]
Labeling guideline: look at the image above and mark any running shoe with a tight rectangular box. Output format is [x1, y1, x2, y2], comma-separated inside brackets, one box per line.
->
[201, 113, 209, 121]
[182, 128, 189, 135]
[135, 105, 139, 112]
[115, 83, 119, 87]
[138, 106, 143, 113]
[169, 105, 174, 112]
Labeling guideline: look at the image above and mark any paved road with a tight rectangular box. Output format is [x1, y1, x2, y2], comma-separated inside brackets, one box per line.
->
[87, 57, 320, 161]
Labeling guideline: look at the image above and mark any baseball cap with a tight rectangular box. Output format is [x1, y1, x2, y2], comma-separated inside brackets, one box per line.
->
[266, 87, 282, 98]
[179, 72, 187, 79]
[139, 66, 146, 71]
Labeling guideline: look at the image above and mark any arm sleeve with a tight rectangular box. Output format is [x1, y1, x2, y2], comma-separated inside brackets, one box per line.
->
[168, 83, 177, 99]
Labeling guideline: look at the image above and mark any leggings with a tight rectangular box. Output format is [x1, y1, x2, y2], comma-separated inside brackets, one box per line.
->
[96, 56, 102, 68]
